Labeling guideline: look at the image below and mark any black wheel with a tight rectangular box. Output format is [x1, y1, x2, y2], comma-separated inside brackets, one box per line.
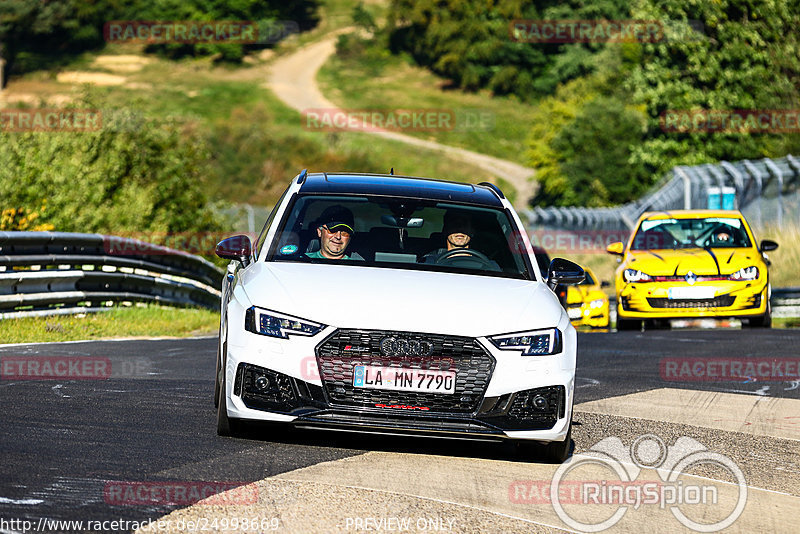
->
[744, 300, 772, 328]
[645, 319, 671, 330]
[213, 344, 221, 408]
[216, 340, 241, 437]
[516, 423, 572, 464]
[616, 317, 641, 331]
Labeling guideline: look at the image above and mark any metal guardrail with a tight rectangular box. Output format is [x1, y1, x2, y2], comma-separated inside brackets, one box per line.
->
[524, 155, 800, 231]
[0, 232, 224, 317]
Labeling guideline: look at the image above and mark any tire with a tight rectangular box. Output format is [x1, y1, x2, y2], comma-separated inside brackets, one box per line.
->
[213, 344, 221, 408]
[645, 319, 671, 330]
[744, 300, 772, 328]
[516, 422, 573, 464]
[216, 340, 240, 437]
[542, 423, 572, 464]
[616, 317, 640, 331]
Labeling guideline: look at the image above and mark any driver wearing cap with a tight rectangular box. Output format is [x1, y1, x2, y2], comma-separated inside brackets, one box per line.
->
[306, 205, 364, 261]
[422, 211, 499, 270]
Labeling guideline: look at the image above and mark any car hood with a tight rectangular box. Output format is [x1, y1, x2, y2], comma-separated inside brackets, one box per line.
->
[625, 248, 762, 276]
[239, 262, 563, 337]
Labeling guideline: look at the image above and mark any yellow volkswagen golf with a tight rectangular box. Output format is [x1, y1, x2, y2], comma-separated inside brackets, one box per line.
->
[606, 210, 778, 330]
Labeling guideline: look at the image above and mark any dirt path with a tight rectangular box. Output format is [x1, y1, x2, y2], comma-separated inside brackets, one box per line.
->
[267, 33, 537, 208]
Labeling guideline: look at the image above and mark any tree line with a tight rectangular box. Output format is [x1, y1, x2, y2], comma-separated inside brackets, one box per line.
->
[386, 0, 800, 207]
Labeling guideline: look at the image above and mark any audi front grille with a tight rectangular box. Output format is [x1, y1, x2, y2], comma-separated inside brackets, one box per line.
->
[315, 329, 495, 414]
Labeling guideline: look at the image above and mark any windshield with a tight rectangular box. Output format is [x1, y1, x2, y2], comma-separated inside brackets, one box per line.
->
[266, 194, 533, 280]
[630, 217, 751, 250]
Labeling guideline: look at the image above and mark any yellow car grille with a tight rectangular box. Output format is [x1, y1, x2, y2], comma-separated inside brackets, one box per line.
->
[646, 296, 736, 309]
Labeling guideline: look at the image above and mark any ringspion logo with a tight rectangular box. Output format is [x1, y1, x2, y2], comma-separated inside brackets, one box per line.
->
[517, 434, 747, 532]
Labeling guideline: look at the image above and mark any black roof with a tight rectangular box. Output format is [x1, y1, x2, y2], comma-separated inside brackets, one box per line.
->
[298, 173, 504, 208]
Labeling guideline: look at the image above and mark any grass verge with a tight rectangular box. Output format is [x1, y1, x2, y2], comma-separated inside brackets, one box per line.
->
[317, 33, 537, 165]
[6, 44, 497, 207]
[0, 306, 219, 344]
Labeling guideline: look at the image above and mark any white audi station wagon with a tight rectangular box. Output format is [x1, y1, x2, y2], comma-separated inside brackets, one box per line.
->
[214, 171, 583, 462]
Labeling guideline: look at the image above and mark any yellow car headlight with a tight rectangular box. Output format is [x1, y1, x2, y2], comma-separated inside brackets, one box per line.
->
[623, 269, 652, 283]
[729, 266, 759, 281]
[590, 299, 605, 309]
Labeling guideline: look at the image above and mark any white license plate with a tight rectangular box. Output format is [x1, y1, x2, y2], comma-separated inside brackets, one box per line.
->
[668, 286, 717, 299]
[353, 365, 456, 394]
[567, 307, 582, 319]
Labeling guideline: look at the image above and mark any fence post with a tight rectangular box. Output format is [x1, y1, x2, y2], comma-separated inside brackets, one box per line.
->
[674, 167, 693, 210]
[763, 158, 785, 229]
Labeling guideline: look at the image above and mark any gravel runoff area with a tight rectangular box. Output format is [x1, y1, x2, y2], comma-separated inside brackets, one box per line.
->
[572, 411, 800, 497]
[134, 479, 563, 533]
[135, 410, 800, 533]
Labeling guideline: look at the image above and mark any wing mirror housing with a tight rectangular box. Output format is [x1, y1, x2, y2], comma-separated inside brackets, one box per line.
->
[606, 242, 624, 255]
[760, 239, 778, 252]
[547, 258, 585, 290]
[215, 235, 252, 265]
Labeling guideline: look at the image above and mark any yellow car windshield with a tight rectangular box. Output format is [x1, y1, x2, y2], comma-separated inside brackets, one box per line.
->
[631, 217, 751, 250]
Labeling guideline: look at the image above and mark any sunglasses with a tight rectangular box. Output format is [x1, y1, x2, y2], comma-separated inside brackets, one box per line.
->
[322, 225, 353, 237]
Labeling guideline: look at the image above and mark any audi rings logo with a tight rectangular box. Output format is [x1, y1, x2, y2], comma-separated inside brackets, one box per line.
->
[379, 337, 433, 356]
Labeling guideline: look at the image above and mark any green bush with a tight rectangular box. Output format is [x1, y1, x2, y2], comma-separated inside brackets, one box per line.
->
[0, 100, 222, 235]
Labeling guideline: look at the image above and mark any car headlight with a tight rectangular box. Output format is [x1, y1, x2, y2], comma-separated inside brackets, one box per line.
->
[590, 298, 605, 309]
[488, 328, 562, 356]
[244, 306, 325, 339]
[623, 269, 652, 283]
[729, 266, 759, 281]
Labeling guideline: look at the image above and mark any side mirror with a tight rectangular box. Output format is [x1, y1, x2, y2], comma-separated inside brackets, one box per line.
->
[547, 258, 585, 290]
[215, 235, 252, 264]
[606, 242, 624, 255]
[601, 280, 610, 288]
[761, 240, 778, 252]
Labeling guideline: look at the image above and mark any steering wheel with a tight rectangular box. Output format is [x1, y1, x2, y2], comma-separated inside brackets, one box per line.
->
[435, 248, 494, 268]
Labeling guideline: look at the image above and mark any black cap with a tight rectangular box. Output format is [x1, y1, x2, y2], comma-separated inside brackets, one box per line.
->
[442, 210, 474, 236]
[317, 205, 355, 233]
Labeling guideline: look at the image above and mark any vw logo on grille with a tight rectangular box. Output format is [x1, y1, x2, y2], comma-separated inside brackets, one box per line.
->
[685, 271, 697, 285]
[379, 337, 433, 356]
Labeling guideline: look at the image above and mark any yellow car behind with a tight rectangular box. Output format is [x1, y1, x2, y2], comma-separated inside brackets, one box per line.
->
[607, 210, 777, 330]
[566, 267, 610, 329]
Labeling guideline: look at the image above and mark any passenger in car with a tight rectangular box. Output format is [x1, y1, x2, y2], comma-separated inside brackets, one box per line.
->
[305, 205, 364, 260]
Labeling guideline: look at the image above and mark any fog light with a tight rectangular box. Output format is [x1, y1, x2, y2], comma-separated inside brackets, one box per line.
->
[255, 375, 270, 392]
[529, 395, 548, 410]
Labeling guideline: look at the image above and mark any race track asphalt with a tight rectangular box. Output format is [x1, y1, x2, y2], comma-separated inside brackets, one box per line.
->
[1, 330, 798, 532]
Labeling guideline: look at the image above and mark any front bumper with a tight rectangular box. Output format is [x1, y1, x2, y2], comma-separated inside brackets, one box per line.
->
[222, 324, 576, 443]
[617, 280, 768, 319]
[568, 302, 610, 328]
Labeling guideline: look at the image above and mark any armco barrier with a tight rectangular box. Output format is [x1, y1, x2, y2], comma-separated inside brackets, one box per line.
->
[524, 155, 800, 231]
[0, 232, 224, 317]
